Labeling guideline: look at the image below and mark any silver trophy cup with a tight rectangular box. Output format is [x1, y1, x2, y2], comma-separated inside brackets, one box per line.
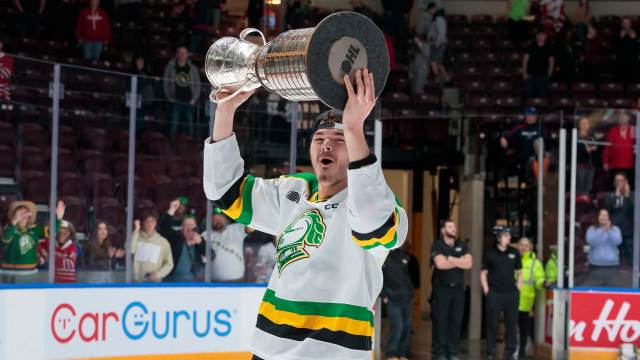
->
[204, 11, 389, 110]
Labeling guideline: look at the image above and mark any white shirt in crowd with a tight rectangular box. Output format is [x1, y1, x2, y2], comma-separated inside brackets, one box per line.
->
[255, 242, 276, 283]
[202, 223, 247, 281]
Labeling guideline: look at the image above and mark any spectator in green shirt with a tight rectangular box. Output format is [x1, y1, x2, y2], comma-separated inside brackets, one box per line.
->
[2, 200, 64, 277]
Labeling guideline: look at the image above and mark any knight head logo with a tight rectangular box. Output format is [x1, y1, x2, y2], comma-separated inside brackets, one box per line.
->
[276, 209, 326, 274]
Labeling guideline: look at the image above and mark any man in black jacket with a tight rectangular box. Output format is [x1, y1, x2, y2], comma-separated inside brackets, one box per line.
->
[159, 198, 187, 251]
[159, 199, 206, 282]
[381, 245, 415, 360]
[605, 173, 635, 266]
[163, 216, 206, 282]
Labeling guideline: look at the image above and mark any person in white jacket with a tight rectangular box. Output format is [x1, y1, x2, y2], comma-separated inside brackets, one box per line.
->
[203, 69, 408, 360]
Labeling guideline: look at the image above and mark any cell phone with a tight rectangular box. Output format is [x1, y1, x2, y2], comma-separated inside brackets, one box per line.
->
[179, 196, 189, 205]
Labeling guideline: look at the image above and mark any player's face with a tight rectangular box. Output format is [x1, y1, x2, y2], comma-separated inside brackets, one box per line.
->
[310, 129, 349, 185]
[525, 114, 537, 124]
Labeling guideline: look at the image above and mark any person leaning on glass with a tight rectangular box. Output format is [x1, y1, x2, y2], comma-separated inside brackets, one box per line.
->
[81, 221, 125, 282]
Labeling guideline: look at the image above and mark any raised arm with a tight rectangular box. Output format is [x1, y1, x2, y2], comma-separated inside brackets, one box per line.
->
[343, 70, 408, 258]
[204, 90, 281, 235]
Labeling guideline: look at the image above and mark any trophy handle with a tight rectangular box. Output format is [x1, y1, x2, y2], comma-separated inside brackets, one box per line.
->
[239, 28, 266, 46]
[209, 74, 257, 104]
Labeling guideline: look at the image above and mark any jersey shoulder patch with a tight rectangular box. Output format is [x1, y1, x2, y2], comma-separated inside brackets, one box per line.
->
[279, 173, 318, 199]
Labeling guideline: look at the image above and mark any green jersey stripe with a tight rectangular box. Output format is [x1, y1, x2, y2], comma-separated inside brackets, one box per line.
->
[263, 289, 374, 326]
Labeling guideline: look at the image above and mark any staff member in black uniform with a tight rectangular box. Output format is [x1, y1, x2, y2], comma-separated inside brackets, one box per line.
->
[481, 226, 523, 360]
[431, 220, 473, 360]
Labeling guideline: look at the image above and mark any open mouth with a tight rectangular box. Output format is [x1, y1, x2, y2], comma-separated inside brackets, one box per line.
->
[319, 157, 334, 166]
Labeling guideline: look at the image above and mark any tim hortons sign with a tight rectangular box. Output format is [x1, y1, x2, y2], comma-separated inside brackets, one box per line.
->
[570, 290, 640, 349]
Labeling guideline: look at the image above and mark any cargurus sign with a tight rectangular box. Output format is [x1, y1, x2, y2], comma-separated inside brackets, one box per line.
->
[0, 283, 266, 360]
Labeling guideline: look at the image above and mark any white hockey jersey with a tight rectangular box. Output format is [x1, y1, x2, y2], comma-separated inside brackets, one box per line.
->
[203, 134, 408, 360]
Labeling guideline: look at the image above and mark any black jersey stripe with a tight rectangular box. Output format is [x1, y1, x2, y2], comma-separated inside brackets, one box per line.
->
[351, 212, 396, 241]
[213, 174, 245, 210]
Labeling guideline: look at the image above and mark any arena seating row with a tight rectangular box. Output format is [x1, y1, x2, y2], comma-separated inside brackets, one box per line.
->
[0, 119, 207, 233]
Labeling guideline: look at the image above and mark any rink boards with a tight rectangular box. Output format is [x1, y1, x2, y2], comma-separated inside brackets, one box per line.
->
[0, 283, 266, 360]
[569, 288, 640, 359]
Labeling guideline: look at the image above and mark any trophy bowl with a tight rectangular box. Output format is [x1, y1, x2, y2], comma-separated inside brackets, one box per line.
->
[205, 11, 390, 110]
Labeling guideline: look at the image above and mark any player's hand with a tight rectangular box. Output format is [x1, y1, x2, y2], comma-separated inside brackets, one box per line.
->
[192, 233, 202, 244]
[211, 88, 255, 114]
[134, 220, 140, 232]
[383, 297, 389, 304]
[115, 248, 126, 258]
[342, 69, 376, 132]
[108, 246, 116, 258]
[146, 273, 160, 282]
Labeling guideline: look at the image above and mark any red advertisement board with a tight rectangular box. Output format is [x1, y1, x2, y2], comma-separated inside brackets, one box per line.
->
[570, 290, 640, 349]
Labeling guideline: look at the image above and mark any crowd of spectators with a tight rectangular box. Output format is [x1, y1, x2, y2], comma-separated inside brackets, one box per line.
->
[0, 0, 637, 289]
[512, 0, 639, 89]
[0, 196, 275, 283]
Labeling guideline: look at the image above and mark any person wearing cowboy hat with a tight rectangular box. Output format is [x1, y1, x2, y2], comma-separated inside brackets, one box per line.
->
[2, 200, 65, 276]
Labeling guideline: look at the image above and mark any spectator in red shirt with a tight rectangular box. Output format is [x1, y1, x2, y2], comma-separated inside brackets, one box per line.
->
[54, 220, 78, 283]
[76, 0, 112, 61]
[603, 112, 636, 187]
[0, 40, 13, 104]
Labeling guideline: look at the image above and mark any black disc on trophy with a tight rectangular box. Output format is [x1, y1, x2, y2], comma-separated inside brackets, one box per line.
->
[306, 11, 390, 110]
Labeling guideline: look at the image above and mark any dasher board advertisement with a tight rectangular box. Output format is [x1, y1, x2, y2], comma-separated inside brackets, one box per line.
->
[570, 288, 640, 359]
[0, 284, 266, 360]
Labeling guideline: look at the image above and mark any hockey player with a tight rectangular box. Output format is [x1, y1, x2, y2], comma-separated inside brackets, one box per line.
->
[204, 69, 409, 360]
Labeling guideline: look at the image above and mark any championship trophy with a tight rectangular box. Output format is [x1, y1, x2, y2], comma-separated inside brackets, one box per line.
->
[204, 11, 390, 110]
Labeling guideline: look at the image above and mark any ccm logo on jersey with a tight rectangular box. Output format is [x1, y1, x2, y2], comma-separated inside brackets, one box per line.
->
[324, 203, 339, 210]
